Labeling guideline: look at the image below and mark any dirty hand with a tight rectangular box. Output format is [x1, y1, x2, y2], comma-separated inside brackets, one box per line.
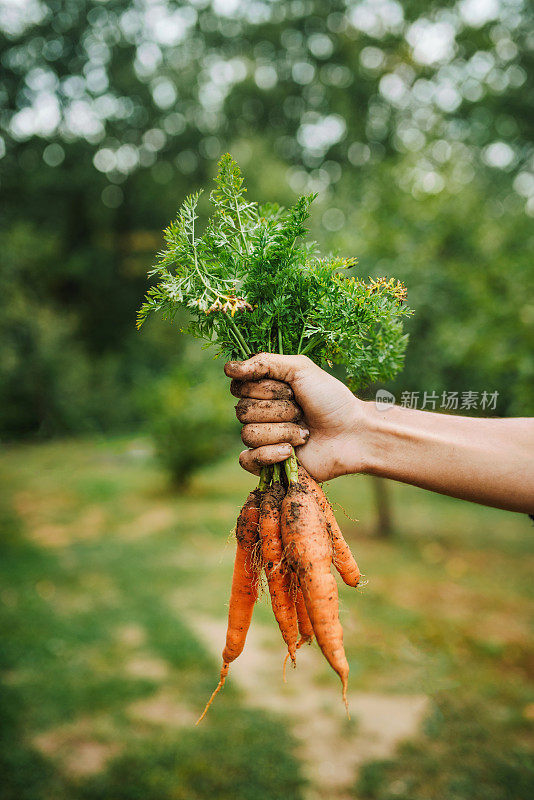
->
[224, 354, 369, 482]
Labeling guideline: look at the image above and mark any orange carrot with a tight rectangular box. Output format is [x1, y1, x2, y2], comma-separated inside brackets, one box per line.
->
[298, 465, 360, 588]
[196, 488, 261, 724]
[281, 468, 349, 712]
[294, 587, 314, 647]
[282, 586, 314, 680]
[260, 473, 299, 666]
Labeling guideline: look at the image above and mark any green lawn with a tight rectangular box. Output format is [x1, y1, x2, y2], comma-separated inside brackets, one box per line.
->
[0, 437, 532, 800]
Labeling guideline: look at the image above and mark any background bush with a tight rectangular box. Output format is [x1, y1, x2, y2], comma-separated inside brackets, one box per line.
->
[142, 353, 238, 486]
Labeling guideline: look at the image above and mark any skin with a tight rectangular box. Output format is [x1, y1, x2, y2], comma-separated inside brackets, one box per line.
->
[225, 354, 534, 514]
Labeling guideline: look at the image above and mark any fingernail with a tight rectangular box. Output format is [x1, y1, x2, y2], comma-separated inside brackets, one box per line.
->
[299, 428, 310, 439]
[278, 445, 291, 455]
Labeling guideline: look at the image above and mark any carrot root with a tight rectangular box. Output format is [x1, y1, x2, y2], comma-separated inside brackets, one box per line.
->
[199, 457, 356, 718]
[198, 489, 261, 725]
[281, 478, 350, 711]
[298, 465, 361, 588]
[260, 481, 299, 663]
[282, 652, 290, 682]
[294, 587, 314, 646]
[196, 662, 229, 725]
[342, 680, 350, 720]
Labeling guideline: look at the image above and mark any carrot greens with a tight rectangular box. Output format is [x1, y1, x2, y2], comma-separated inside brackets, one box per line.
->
[138, 154, 411, 389]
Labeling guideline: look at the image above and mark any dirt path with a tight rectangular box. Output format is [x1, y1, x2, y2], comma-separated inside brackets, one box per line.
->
[191, 613, 429, 800]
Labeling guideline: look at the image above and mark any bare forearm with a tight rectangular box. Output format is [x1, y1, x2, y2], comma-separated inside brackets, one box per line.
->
[225, 355, 534, 514]
[357, 403, 534, 513]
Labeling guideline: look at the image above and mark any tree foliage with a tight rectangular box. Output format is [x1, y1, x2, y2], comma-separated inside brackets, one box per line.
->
[0, 0, 532, 435]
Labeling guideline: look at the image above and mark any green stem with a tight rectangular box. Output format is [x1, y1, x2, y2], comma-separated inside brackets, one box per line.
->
[235, 199, 249, 256]
[272, 462, 281, 484]
[299, 334, 320, 356]
[226, 316, 250, 360]
[283, 448, 298, 485]
[190, 212, 215, 298]
[234, 323, 251, 357]
[278, 326, 283, 355]
[258, 466, 272, 491]
[296, 321, 306, 354]
[226, 324, 249, 361]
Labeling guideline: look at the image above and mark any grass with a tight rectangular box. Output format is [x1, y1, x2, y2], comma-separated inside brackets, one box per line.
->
[0, 437, 303, 800]
[0, 435, 533, 800]
[324, 480, 534, 799]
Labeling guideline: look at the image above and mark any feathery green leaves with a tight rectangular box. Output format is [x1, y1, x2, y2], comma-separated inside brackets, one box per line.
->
[138, 154, 412, 388]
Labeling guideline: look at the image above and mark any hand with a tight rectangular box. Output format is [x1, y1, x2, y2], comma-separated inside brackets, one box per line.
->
[224, 353, 369, 482]
[226, 354, 534, 513]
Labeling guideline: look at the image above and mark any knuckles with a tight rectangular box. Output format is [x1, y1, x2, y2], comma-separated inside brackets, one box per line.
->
[238, 451, 253, 472]
[238, 448, 261, 474]
[235, 398, 301, 423]
[241, 422, 305, 448]
[230, 378, 293, 400]
[235, 398, 255, 421]
[229, 379, 244, 398]
[224, 361, 242, 378]
[240, 424, 259, 447]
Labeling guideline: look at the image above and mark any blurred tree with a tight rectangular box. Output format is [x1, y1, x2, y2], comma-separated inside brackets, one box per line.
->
[0, 0, 532, 446]
[0, 222, 188, 437]
[352, 165, 534, 418]
[370, 476, 394, 538]
[141, 349, 239, 488]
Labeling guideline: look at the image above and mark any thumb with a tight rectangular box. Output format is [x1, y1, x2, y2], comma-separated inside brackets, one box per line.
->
[224, 353, 307, 384]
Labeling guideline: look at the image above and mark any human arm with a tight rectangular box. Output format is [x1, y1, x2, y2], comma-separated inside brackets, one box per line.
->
[225, 354, 534, 514]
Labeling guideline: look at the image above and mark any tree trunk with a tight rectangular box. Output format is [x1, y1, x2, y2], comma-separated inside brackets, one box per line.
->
[370, 476, 394, 538]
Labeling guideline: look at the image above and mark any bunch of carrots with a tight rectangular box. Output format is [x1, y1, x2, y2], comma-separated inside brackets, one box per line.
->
[197, 451, 360, 723]
[137, 154, 410, 722]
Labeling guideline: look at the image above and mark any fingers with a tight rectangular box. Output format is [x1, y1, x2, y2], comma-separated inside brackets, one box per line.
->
[241, 422, 309, 449]
[235, 398, 302, 424]
[226, 354, 313, 477]
[239, 444, 293, 476]
[230, 378, 293, 401]
[225, 353, 311, 383]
